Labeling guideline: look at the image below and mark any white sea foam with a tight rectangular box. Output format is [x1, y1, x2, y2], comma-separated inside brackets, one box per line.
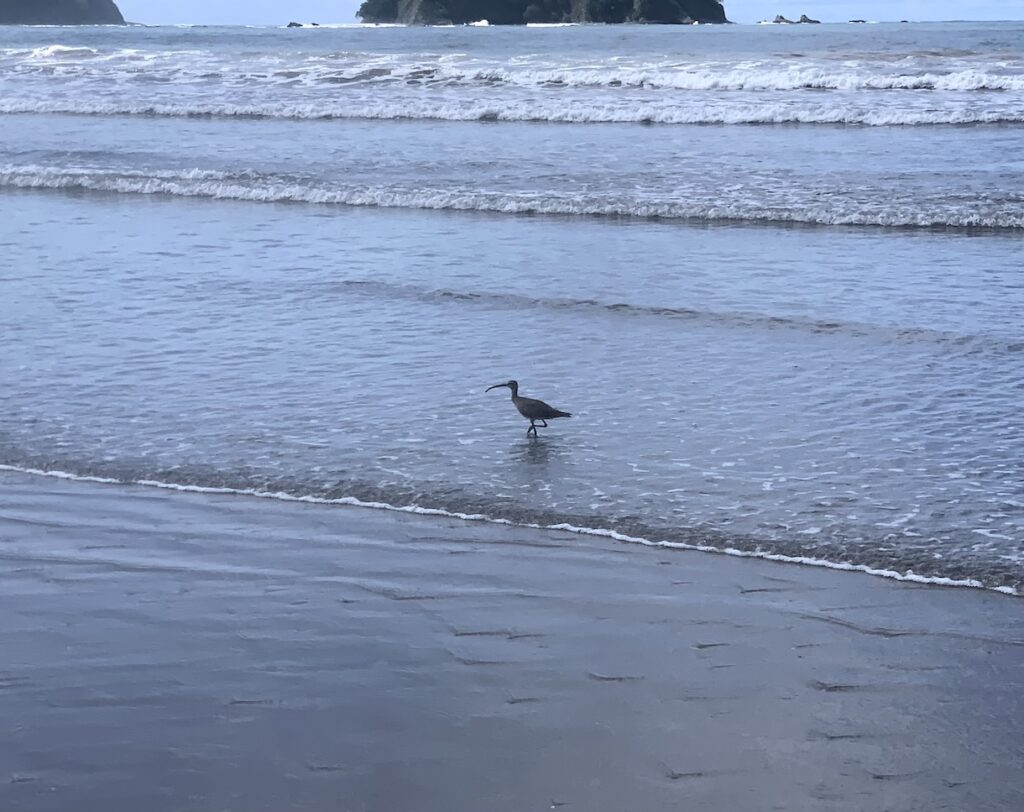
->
[280, 23, 407, 28]
[458, 65, 1024, 92]
[2, 164, 1020, 229]
[0, 97, 1018, 127]
[5, 43, 1024, 91]
[1, 463, 1017, 596]
[27, 44, 100, 59]
[4, 38, 1022, 131]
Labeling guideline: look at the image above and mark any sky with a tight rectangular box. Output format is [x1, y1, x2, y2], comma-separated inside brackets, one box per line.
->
[116, 1, 1024, 25]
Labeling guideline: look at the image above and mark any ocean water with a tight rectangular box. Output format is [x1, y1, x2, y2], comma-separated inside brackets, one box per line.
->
[1, 22, 1022, 592]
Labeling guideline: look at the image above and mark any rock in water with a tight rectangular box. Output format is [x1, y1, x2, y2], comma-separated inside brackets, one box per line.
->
[798, 14, 821, 23]
[0, 0, 125, 24]
[358, 0, 728, 25]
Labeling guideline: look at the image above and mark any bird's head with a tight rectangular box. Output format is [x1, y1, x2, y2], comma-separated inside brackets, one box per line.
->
[485, 379, 518, 393]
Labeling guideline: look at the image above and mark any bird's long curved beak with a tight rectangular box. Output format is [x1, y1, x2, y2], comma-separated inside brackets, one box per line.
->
[485, 383, 509, 392]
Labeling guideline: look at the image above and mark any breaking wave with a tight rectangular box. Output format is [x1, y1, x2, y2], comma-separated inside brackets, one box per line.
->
[2, 164, 1021, 230]
[5, 43, 1024, 92]
[5, 39, 1023, 127]
[1, 97, 1021, 126]
[459, 65, 1024, 92]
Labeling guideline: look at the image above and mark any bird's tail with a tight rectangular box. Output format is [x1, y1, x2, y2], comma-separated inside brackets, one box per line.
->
[554, 410, 572, 418]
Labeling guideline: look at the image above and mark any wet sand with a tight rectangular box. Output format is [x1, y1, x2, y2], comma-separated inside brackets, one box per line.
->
[2, 470, 1023, 812]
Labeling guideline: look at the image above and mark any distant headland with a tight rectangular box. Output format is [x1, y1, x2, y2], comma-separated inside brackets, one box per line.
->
[0, 0, 125, 25]
[357, 0, 728, 26]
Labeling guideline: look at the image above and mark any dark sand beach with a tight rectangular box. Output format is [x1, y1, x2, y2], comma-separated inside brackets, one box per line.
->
[2, 469, 1022, 812]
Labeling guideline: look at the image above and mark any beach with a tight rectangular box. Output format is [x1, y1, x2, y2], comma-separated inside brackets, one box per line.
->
[3, 19, 1024, 811]
[2, 469, 1022, 812]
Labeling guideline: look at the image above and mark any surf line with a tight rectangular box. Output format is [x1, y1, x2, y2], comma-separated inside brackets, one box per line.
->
[0, 462, 1017, 597]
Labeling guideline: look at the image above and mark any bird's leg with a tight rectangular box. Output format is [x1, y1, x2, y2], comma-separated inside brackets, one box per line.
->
[537, 419, 548, 428]
[527, 421, 537, 436]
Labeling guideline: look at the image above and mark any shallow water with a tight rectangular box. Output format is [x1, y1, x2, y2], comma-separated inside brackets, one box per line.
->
[1, 22, 1022, 591]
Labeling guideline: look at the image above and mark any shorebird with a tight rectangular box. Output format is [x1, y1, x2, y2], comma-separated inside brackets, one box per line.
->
[485, 380, 571, 436]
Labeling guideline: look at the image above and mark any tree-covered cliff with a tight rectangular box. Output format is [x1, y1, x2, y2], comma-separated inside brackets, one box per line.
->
[357, 0, 727, 25]
[0, 0, 125, 25]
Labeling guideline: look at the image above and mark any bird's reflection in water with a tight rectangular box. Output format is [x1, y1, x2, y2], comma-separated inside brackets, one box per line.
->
[509, 435, 568, 467]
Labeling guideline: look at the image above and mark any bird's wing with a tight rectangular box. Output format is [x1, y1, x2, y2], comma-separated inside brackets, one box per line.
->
[519, 397, 568, 419]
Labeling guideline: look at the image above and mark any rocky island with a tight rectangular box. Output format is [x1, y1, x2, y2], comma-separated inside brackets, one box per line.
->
[766, 13, 820, 23]
[357, 0, 728, 25]
[0, 0, 125, 24]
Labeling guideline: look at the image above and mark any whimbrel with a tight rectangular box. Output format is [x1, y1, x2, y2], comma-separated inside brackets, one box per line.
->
[486, 380, 571, 436]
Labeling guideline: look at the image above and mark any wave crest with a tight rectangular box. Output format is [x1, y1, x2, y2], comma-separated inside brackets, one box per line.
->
[1, 97, 1021, 126]
[336, 280, 1024, 355]
[5, 44, 1024, 92]
[2, 164, 1021, 230]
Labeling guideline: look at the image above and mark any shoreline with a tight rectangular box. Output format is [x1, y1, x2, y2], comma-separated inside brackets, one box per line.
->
[1, 464, 1017, 597]
[2, 468, 1023, 811]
